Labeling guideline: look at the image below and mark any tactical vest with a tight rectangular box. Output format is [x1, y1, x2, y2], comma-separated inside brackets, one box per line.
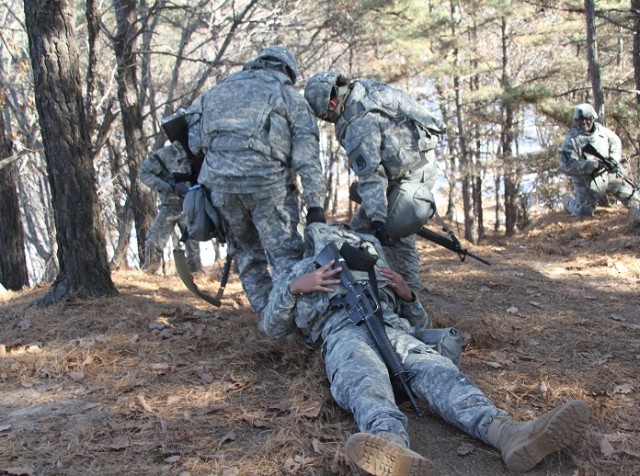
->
[201, 69, 292, 163]
[304, 223, 391, 301]
[336, 80, 441, 179]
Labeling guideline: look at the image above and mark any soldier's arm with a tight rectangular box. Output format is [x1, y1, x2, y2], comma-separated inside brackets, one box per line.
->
[559, 132, 599, 176]
[139, 156, 173, 194]
[379, 267, 430, 328]
[606, 128, 622, 162]
[344, 115, 388, 223]
[259, 259, 317, 339]
[286, 89, 326, 209]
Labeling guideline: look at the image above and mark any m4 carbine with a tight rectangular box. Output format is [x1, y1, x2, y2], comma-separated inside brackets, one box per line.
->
[583, 142, 639, 191]
[314, 241, 423, 416]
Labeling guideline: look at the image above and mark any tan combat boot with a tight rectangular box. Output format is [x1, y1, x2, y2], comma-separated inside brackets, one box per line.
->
[345, 431, 435, 476]
[487, 400, 590, 472]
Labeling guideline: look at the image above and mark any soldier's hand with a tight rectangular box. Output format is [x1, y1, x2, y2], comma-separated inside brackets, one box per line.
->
[289, 260, 341, 296]
[378, 267, 413, 302]
[306, 207, 326, 225]
[603, 157, 620, 174]
[372, 221, 395, 247]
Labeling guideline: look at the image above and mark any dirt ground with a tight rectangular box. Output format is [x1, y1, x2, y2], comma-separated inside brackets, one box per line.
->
[1, 207, 638, 476]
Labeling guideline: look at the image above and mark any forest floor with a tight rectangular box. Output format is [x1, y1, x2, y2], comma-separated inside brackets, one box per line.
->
[0, 206, 639, 476]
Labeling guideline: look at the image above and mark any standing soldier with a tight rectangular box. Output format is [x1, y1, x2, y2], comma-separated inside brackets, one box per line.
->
[560, 103, 639, 225]
[304, 72, 446, 295]
[140, 142, 201, 273]
[185, 46, 327, 314]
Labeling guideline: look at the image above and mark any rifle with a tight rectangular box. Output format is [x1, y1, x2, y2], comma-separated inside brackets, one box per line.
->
[173, 249, 232, 307]
[315, 241, 424, 416]
[417, 226, 492, 266]
[583, 143, 639, 191]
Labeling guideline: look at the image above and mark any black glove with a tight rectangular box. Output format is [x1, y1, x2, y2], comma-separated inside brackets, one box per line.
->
[174, 182, 190, 198]
[306, 207, 326, 225]
[602, 157, 620, 174]
[371, 220, 395, 247]
[349, 182, 362, 204]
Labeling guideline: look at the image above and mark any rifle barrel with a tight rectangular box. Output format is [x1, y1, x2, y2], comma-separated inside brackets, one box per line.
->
[417, 227, 491, 266]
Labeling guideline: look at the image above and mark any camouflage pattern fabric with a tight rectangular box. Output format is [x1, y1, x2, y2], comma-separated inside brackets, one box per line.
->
[140, 143, 201, 272]
[144, 196, 201, 272]
[350, 160, 439, 293]
[260, 224, 507, 448]
[560, 123, 638, 217]
[186, 68, 325, 206]
[210, 184, 304, 315]
[184, 55, 326, 314]
[332, 80, 443, 293]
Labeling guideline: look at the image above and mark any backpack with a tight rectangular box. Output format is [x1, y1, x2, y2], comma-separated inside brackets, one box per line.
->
[200, 69, 291, 163]
[182, 184, 226, 243]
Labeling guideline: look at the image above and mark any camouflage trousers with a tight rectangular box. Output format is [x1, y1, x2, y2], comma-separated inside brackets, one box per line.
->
[210, 185, 304, 314]
[565, 170, 639, 217]
[322, 320, 507, 447]
[145, 198, 201, 272]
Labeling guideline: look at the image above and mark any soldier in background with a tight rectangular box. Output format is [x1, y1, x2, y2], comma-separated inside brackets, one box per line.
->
[304, 72, 445, 295]
[185, 46, 327, 315]
[560, 103, 639, 225]
[260, 222, 591, 476]
[139, 142, 201, 273]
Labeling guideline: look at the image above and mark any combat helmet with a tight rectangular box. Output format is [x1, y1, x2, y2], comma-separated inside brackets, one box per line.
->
[304, 71, 350, 119]
[573, 103, 597, 121]
[254, 46, 298, 84]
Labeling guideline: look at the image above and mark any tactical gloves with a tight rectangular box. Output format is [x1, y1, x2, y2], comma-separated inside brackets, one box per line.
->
[371, 220, 395, 247]
[307, 207, 326, 225]
[602, 156, 621, 174]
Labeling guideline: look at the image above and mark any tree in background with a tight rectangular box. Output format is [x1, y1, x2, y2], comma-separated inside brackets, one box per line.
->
[0, 112, 29, 291]
[23, 0, 117, 304]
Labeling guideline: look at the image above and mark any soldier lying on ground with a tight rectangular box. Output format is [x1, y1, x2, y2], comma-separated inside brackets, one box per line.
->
[260, 222, 590, 476]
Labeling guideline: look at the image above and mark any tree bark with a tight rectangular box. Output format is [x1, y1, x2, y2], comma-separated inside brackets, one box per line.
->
[501, 16, 519, 236]
[632, 1, 640, 108]
[24, 0, 117, 304]
[584, 0, 605, 122]
[450, 2, 475, 243]
[0, 113, 29, 290]
[113, 0, 156, 266]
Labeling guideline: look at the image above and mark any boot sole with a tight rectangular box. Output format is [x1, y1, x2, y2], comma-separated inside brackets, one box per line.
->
[345, 433, 436, 476]
[503, 400, 591, 472]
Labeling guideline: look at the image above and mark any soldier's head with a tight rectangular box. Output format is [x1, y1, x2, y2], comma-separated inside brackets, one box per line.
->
[249, 46, 298, 84]
[573, 103, 597, 132]
[304, 71, 351, 123]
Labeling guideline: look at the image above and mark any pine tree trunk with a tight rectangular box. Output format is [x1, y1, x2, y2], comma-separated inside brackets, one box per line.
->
[0, 114, 29, 290]
[24, 0, 117, 304]
[113, 0, 156, 266]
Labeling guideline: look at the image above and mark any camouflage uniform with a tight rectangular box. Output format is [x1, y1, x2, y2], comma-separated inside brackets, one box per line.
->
[561, 122, 639, 218]
[306, 75, 445, 293]
[186, 47, 326, 314]
[260, 223, 508, 449]
[140, 142, 201, 272]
